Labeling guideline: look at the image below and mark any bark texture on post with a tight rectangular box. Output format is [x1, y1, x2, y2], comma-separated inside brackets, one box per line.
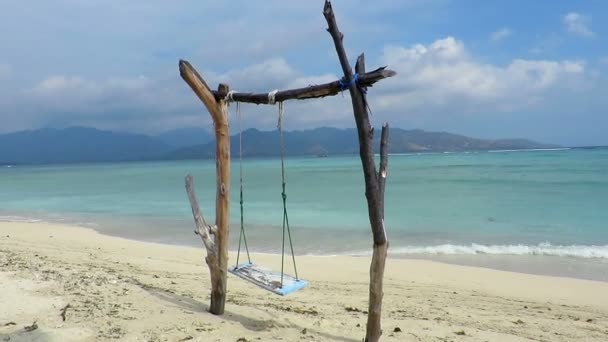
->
[378, 125, 390, 219]
[323, 1, 389, 341]
[180, 60, 231, 315]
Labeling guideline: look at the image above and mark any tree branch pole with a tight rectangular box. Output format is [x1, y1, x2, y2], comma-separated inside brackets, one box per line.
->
[206, 66, 395, 105]
[180, 59, 394, 105]
[180, 61, 231, 315]
[323, 1, 389, 341]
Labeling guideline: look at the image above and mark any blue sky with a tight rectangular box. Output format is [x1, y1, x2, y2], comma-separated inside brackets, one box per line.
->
[0, 0, 606, 146]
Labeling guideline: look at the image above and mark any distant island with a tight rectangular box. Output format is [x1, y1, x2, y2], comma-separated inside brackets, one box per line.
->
[0, 126, 558, 165]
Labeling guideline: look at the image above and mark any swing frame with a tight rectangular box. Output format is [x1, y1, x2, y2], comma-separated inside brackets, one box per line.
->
[181, 2, 394, 341]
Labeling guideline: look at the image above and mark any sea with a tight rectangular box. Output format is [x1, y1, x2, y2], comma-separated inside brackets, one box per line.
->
[1, 147, 607, 281]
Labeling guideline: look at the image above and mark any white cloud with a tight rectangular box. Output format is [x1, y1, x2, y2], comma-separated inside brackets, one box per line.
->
[286, 74, 338, 89]
[12, 60, 348, 133]
[29, 75, 155, 108]
[490, 28, 512, 42]
[33, 76, 89, 93]
[563, 12, 595, 38]
[15, 74, 190, 133]
[375, 37, 586, 115]
[0, 37, 591, 135]
[212, 59, 299, 91]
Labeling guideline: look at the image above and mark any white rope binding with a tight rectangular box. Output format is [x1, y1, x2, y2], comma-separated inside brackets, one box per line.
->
[268, 89, 279, 105]
[227, 90, 237, 103]
[221, 96, 230, 121]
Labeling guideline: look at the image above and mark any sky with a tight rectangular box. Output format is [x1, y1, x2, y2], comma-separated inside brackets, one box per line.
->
[0, 0, 607, 146]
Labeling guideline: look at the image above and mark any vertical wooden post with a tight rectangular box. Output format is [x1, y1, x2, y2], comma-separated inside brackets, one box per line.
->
[179, 60, 231, 315]
[212, 83, 230, 315]
[368, 123, 389, 342]
[323, 2, 389, 341]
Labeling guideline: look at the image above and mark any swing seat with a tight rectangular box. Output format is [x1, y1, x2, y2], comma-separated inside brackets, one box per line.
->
[229, 262, 309, 296]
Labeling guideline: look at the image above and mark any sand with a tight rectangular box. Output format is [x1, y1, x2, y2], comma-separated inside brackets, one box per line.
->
[1, 222, 607, 341]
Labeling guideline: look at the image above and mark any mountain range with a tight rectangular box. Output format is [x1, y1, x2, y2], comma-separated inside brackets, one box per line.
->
[0, 126, 557, 165]
[0, 127, 172, 164]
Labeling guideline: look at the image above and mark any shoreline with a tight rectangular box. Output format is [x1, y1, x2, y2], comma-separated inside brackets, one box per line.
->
[2, 212, 607, 283]
[1, 221, 608, 341]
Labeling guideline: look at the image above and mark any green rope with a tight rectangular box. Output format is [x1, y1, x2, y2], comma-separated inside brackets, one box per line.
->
[235, 101, 251, 266]
[278, 102, 299, 287]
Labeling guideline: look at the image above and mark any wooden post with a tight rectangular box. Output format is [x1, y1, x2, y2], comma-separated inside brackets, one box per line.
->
[323, 2, 389, 341]
[180, 60, 231, 315]
[369, 123, 389, 342]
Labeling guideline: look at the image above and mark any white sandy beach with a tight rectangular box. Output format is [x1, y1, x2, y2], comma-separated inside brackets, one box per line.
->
[1, 222, 607, 341]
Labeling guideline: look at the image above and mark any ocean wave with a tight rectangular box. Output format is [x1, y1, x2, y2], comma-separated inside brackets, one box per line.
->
[386, 152, 440, 156]
[0, 215, 43, 223]
[488, 148, 571, 153]
[389, 242, 608, 259]
[0, 214, 101, 229]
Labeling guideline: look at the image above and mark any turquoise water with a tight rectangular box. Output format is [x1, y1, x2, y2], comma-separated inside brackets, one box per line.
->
[1, 148, 608, 278]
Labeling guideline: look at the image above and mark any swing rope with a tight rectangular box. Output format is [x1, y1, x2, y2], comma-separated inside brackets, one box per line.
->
[277, 101, 300, 286]
[235, 101, 251, 266]
[231, 95, 301, 290]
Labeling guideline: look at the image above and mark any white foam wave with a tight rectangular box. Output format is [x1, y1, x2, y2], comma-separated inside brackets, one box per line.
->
[488, 148, 571, 153]
[0, 215, 43, 223]
[390, 242, 608, 259]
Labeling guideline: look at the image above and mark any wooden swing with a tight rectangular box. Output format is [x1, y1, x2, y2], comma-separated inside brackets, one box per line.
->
[181, 2, 395, 339]
[227, 99, 308, 296]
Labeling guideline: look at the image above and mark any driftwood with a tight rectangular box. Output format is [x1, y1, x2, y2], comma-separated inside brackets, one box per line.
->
[181, 62, 231, 315]
[323, 1, 389, 341]
[24, 320, 38, 332]
[178, 60, 395, 105]
[60, 303, 71, 321]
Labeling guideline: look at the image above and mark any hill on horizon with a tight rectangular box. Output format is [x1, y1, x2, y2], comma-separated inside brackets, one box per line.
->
[0, 126, 558, 165]
[156, 127, 214, 148]
[0, 127, 172, 165]
[167, 127, 559, 159]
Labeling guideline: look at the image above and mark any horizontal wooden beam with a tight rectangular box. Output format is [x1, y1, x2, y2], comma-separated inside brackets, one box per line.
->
[179, 59, 396, 105]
